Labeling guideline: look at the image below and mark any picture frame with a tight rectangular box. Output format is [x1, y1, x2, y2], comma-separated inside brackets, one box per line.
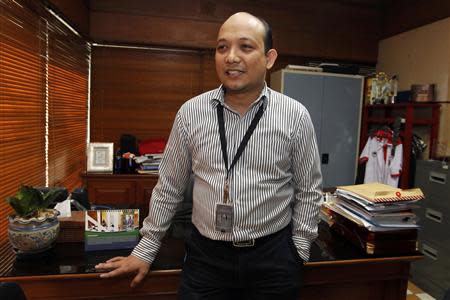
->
[87, 143, 114, 173]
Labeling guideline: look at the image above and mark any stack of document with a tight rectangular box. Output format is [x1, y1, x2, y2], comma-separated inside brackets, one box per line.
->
[134, 154, 163, 174]
[321, 183, 423, 254]
[328, 182, 423, 231]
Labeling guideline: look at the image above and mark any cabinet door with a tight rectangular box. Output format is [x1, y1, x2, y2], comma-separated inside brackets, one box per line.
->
[321, 76, 362, 187]
[283, 72, 324, 144]
[281, 71, 362, 188]
[87, 180, 136, 208]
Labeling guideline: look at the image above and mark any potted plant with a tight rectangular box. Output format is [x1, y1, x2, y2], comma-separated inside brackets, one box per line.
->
[5, 185, 66, 254]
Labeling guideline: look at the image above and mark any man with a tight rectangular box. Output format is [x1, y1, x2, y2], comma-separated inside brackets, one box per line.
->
[96, 12, 323, 299]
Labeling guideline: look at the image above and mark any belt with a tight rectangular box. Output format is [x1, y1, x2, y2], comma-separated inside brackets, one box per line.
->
[232, 239, 255, 247]
[191, 225, 290, 248]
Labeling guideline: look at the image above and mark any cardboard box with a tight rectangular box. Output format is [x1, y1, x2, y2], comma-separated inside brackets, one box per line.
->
[411, 84, 435, 102]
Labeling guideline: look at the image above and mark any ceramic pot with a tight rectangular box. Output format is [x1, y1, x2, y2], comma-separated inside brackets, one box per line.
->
[8, 209, 60, 253]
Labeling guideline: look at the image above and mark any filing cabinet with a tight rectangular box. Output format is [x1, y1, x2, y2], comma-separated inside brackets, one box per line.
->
[271, 69, 363, 188]
[410, 160, 450, 299]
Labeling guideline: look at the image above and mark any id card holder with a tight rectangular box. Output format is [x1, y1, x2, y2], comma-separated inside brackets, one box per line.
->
[215, 203, 233, 233]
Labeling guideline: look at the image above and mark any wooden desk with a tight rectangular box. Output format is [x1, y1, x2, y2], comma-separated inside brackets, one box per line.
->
[0, 223, 421, 300]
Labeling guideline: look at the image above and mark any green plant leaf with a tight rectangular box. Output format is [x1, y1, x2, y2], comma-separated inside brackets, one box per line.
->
[43, 188, 66, 208]
[6, 196, 26, 217]
[6, 185, 45, 218]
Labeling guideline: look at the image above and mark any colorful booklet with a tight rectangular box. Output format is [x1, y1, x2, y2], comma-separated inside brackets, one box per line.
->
[84, 209, 140, 251]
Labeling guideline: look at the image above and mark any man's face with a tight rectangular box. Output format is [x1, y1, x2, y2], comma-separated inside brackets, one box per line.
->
[215, 14, 273, 96]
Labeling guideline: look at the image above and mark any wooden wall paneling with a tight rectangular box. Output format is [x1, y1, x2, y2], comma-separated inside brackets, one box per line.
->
[90, 47, 369, 150]
[199, 51, 220, 92]
[90, 47, 336, 150]
[47, 0, 89, 37]
[89, 0, 384, 63]
[90, 12, 219, 49]
[89, 0, 214, 20]
[90, 46, 203, 147]
[266, 1, 382, 62]
[383, 0, 450, 38]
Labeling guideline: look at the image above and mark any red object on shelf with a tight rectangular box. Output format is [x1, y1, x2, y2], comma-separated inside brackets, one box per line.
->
[138, 138, 167, 155]
[360, 103, 440, 189]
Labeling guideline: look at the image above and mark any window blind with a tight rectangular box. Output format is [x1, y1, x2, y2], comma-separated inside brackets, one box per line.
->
[0, 0, 89, 241]
[0, 0, 46, 241]
[47, 10, 89, 190]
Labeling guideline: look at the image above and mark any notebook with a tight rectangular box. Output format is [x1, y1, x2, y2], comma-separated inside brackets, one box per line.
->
[336, 183, 424, 204]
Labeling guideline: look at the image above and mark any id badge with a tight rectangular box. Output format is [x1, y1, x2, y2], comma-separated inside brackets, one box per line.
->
[215, 203, 234, 233]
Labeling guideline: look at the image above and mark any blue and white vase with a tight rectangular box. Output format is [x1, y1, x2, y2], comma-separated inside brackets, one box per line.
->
[8, 209, 60, 254]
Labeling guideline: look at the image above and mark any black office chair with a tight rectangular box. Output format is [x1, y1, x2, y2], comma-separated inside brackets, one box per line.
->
[0, 282, 27, 300]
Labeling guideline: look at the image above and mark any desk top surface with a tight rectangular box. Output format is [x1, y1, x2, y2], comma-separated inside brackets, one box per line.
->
[0, 222, 421, 278]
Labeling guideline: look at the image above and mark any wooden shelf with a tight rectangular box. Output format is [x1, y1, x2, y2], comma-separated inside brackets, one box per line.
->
[368, 103, 440, 108]
[366, 117, 434, 125]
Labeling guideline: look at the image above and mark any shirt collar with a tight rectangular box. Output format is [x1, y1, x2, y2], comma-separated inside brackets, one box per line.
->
[210, 83, 270, 109]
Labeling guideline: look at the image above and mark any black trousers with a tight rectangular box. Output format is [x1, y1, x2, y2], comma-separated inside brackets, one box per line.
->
[178, 225, 303, 300]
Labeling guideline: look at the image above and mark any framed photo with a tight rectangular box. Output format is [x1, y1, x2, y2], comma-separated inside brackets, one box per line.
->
[87, 143, 114, 173]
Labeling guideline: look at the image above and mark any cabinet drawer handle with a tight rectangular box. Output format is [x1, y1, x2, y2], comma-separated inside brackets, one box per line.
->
[422, 243, 438, 260]
[429, 171, 446, 184]
[425, 208, 443, 223]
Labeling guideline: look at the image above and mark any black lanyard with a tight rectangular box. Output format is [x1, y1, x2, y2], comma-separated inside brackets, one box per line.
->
[217, 101, 265, 181]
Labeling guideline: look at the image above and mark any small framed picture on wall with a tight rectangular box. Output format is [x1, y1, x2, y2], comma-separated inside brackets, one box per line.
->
[87, 143, 114, 173]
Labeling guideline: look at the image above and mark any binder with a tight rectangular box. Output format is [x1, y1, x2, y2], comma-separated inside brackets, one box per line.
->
[337, 182, 424, 204]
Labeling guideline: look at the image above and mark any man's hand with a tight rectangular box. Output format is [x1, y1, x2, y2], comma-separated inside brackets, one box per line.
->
[95, 255, 150, 288]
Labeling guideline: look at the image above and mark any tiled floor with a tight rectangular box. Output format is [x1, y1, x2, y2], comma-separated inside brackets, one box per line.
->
[407, 281, 436, 300]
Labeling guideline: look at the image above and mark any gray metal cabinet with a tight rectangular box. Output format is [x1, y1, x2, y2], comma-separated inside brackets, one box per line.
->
[271, 69, 363, 188]
[411, 159, 450, 299]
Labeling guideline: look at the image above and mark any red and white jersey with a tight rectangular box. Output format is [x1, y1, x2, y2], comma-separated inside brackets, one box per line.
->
[359, 136, 403, 187]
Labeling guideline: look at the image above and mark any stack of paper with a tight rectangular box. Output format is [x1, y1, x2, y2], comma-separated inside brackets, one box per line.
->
[321, 183, 423, 255]
[337, 182, 424, 204]
[134, 153, 163, 174]
[331, 183, 423, 230]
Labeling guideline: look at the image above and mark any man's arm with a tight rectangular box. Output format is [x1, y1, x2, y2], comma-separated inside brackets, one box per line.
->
[132, 110, 192, 264]
[290, 109, 323, 262]
[96, 109, 192, 286]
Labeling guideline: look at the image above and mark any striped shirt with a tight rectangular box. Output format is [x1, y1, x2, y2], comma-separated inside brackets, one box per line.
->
[132, 84, 323, 264]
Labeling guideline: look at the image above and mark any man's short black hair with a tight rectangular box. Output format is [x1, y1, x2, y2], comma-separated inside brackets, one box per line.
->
[257, 16, 273, 53]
